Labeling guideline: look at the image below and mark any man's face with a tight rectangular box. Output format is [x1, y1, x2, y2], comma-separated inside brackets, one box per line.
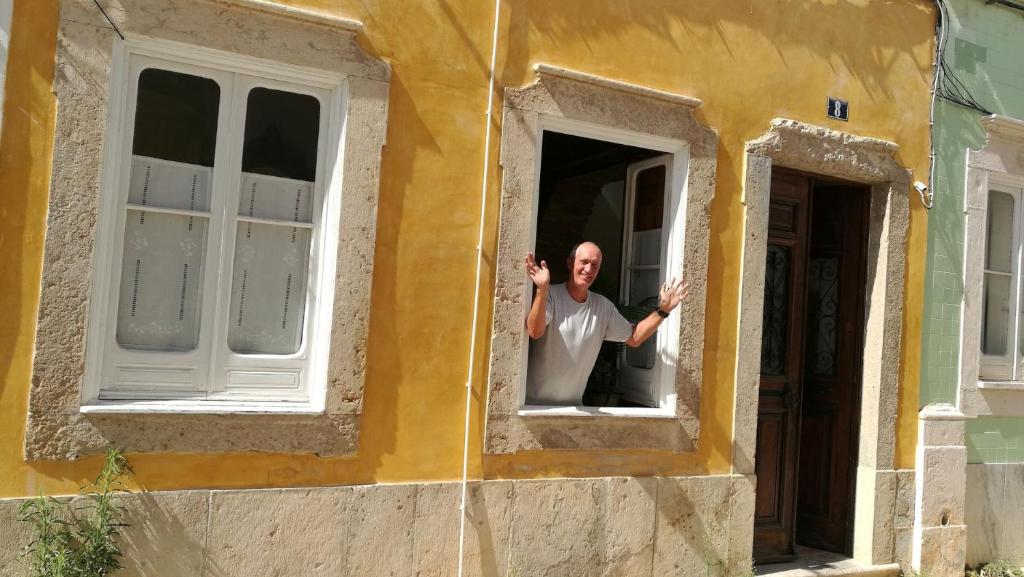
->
[570, 243, 602, 289]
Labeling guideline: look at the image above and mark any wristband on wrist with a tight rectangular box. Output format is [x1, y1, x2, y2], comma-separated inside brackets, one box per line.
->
[655, 307, 670, 318]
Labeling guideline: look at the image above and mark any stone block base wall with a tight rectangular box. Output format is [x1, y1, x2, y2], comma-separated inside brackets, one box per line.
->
[912, 406, 967, 577]
[966, 463, 1024, 568]
[0, 475, 754, 577]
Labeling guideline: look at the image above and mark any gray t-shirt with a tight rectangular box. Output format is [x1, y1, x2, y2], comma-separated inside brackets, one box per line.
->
[526, 283, 634, 405]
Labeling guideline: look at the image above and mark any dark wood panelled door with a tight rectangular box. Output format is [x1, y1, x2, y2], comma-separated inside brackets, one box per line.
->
[794, 187, 867, 553]
[753, 173, 869, 564]
[753, 171, 810, 564]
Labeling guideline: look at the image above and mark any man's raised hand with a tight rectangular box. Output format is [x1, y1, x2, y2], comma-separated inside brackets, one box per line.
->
[526, 252, 550, 289]
[658, 277, 688, 312]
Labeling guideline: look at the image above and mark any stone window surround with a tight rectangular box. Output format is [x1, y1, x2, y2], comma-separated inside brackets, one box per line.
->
[733, 119, 912, 564]
[483, 64, 718, 455]
[25, 0, 390, 460]
[960, 115, 1024, 418]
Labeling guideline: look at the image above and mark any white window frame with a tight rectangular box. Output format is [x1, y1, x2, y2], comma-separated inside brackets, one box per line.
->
[81, 37, 347, 414]
[619, 154, 673, 406]
[960, 115, 1024, 420]
[517, 115, 688, 419]
[979, 181, 1024, 381]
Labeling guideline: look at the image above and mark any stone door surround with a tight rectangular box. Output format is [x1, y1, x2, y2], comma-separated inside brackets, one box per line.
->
[735, 119, 911, 564]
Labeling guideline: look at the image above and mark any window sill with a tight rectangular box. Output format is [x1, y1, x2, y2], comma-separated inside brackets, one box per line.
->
[977, 380, 1024, 392]
[518, 405, 676, 418]
[80, 399, 324, 415]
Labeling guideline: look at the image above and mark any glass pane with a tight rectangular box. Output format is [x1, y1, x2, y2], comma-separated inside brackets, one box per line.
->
[633, 165, 665, 232]
[630, 228, 661, 267]
[227, 223, 310, 354]
[241, 87, 320, 182]
[237, 173, 314, 223]
[628, 269, 660, 308]
[116, 210, 207, 351]
[806, 257, 840, 377]
[115, 68, 218, 353]
[128, 157, 212, 211]
[983, 273, 1011, 356]
[761, 245, 790, 376]
[626, 269, 660, 370]
[132, 68, 220, 167]
[987, 190, 1014, 273]
[626, 336, 657, 370]
[226, 87, 320, 355]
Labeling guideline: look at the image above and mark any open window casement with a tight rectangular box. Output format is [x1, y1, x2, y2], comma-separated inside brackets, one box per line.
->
[980, 183, 1024, 381]
[485, 65, 713, 453]
[88, 50, 336, 407]
[618, 154, 672, 407]
[519, 118, 689, 413]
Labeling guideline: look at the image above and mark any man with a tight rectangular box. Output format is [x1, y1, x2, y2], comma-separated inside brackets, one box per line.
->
[525, 241, 687, 405]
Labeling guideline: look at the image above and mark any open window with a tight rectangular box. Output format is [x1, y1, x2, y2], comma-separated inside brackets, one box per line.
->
[528, 131, 674, 408]
[483, 64, 716, 454]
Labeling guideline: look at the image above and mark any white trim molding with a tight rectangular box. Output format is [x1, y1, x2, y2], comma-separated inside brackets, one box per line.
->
[960, 114, 1024, 418]
[981, 114, 1024, 145]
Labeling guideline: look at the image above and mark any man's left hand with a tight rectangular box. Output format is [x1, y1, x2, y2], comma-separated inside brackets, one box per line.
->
[658, 278, 688, 313]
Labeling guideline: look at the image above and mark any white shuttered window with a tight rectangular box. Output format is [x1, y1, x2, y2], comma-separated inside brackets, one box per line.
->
[86, 46, 341, 410]
[981, 184, 1024, 381]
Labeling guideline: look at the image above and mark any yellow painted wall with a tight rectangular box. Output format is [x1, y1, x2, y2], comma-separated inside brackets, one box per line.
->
[0, 0, 930, 498]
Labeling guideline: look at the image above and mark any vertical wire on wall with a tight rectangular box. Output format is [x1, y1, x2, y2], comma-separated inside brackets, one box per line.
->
[457, 0, 503, 575]
[923, 0, 946, 210]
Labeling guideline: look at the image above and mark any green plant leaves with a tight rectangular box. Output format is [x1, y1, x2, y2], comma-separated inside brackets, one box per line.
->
[18, 447, 132, 577]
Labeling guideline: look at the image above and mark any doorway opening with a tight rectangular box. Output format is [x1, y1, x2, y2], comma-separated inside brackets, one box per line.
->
[753, 168, 870, 565]
[529, 130, 669, 408]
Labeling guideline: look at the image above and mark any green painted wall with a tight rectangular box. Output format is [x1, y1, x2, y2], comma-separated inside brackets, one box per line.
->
[967, 417, 1024, 463]
[921, 0, 1024, 463]
[921, 100, 982, 407]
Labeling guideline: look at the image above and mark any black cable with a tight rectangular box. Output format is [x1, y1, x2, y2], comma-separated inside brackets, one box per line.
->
[929, 0, 993, 115]
[91, 0, 125, 40]
[986, 0, 1024, 14]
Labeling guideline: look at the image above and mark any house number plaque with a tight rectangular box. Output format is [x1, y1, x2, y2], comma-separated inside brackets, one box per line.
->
[827, 97, 849, 121]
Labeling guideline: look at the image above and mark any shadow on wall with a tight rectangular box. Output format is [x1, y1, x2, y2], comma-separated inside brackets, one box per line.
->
[499, 0, 934, 106]
[121, 491, 224, 577]
[462, 478, 738, 576]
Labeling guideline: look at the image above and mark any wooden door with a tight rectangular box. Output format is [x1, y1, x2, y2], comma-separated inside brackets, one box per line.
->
[753, 170, 810, 564]
[794, 187, 867, 553]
